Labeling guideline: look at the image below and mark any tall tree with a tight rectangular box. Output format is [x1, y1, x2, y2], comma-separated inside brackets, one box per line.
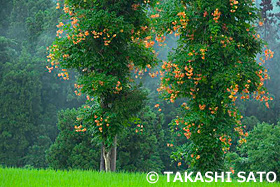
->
[46, 109, 100, 170]
[0, 52, 42, 166]
[153, 0, 273, 172]
[0, 0, 83, 167]
[48, 0, 157, 172]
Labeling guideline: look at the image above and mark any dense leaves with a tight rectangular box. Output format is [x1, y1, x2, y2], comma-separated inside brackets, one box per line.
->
[48, 0, 158, 171]
[0, 0, 83, 167]
[46, 109, 100, 170]
[152, 0, 273, 172]
[226, 122, 280, 181]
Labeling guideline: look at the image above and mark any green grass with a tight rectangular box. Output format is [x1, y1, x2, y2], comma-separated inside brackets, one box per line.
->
[0, 167, 279, 187]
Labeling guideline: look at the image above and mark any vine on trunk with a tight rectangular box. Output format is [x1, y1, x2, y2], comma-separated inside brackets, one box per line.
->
[47, 0, 157, 172]
[152, 0, 273, 172]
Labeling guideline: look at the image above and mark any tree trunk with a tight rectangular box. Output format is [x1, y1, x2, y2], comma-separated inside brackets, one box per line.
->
[110, 136, 117, 172]
[100, 136, 117, 172]
[103, 145, 111, 172]
[100, 143, 105, 171]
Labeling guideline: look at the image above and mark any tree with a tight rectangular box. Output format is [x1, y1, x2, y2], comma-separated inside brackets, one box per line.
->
[153, 0, 273, 172]
[242, 116, 260, 131]
[0, 0, 84, 168]
[117, 106, 165, 173]
[24, 135, 52, 168]
[48, 0, 157, 172]
[47, 106, 167, 172]
[0, 55, 42, 166]
[46, 109, 100, 170]
[243, 123, 280, 179]
[226, 122, 280, 181]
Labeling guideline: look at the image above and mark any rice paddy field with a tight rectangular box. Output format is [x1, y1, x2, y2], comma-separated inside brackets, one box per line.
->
[0, 167, 279, 187]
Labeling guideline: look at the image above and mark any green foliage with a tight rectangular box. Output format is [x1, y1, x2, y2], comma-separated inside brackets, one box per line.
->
[47, 106, 168, 172]
[24, 136, 52, 168]
[48, 0, 158, 161]
[242, 116, 260, 131]
[117, 106, 165, 173]
[224, 151, 250, 175]
[0, 0, 84, 168]
[0, 57, 42, 166]
[78, 86, 148, 147]
[226, 122, 280, 181]
[242, 123, 280, 176]
[46, 109, 100, 170]
[152, 0, 270, 173]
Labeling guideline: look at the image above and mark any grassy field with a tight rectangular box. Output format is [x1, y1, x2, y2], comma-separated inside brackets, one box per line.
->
[0, 167, 279, 187]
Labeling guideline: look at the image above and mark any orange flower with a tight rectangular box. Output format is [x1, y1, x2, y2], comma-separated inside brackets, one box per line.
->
[203, 11, 208, 17]
[199, 104, 206, 110]
[99, 81, 104, 86]
[151, 14, 160, 18]
[56, 3, 60, 9]
[259, 21, 263, 26]
[131, 3, 140, 10]
[230, 167, 235, 174]
[56, 22, 64, 28]
[265, 102, 269, 108]
[178, 162, 182, 166]
[177, 12, 186, 18]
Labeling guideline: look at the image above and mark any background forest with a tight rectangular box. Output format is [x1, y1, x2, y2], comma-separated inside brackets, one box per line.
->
[0, 0, 279, 177]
